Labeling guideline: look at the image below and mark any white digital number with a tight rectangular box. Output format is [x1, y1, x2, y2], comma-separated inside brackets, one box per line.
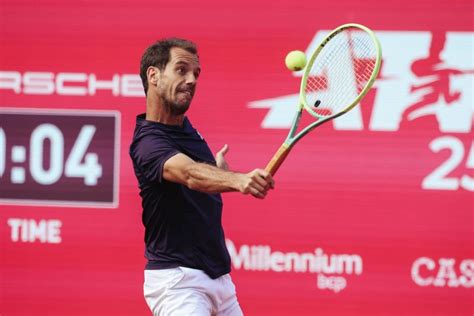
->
[30, 124, 64, 185]
[423, 136, 473, 191]
[460, 142, 474, 191]
[65, 125, 102, 185]
[27, 123, 102, 186]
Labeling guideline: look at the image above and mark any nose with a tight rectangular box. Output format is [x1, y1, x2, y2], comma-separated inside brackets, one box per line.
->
[185, 72, 197, 85]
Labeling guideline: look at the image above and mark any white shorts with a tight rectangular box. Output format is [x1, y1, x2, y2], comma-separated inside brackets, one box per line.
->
[144, 267, 243, 316]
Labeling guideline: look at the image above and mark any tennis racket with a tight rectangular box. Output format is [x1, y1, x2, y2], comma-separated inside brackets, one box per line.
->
[265, 23, 382, 175]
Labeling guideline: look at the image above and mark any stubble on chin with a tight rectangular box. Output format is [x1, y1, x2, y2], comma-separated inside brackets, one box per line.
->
[161, 96, 191, 116]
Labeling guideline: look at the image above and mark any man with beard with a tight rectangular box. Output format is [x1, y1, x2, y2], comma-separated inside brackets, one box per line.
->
[130, 38, 274, 315]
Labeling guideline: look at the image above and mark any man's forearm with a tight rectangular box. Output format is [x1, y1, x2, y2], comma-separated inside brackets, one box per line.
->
[183, 162, 243, 193]
[163, 153, 273, 198]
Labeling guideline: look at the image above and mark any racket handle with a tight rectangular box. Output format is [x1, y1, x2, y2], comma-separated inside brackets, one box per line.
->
[265, 143, 291, 176]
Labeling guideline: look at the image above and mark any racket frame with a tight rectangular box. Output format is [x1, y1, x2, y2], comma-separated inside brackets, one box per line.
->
[265, 23, 382, 175]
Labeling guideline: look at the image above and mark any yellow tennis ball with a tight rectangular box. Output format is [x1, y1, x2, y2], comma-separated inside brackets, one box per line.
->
[285, 50, 307, 71]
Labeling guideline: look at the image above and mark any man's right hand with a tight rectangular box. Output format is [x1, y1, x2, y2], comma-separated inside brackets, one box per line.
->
[238, 169, 275, 199]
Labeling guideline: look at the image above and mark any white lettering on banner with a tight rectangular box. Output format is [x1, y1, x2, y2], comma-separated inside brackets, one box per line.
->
[0, 71, 144, 97]
[88, 74, 120, 96]
[317, 274, 347, 293]
[226, 239, 362, 293]
[249, 31, 473, 133]
[120, 75, 144, 97]
[56, 73, 88, 95]
[7, 218, 62, 244]
[23, 72, 55, 95]
[411, 257, 474, 288]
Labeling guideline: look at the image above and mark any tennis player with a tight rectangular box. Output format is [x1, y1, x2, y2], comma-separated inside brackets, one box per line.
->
[129, 38, 274, 315]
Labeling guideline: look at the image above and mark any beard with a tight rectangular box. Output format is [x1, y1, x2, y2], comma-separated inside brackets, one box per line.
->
[158, 84, 195, 116]
[160, 91, 192, 115]
[161, 97, 190, 115]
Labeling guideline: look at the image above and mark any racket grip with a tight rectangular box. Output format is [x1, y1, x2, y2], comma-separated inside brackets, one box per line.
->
[265, 144, 291, 176]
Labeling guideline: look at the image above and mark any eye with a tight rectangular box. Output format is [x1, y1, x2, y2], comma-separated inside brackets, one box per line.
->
[176, 67, 186, 74]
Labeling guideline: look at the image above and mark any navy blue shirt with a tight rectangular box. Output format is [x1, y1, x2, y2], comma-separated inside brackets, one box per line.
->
[129, 113, 231, 279]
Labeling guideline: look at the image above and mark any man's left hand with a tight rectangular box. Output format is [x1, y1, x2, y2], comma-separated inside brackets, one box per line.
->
[216, 144, 229, 170]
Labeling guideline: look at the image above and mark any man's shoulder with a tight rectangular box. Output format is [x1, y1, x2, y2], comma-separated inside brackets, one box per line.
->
[133, 123, 172, 142]
[130, 125, 179, 160]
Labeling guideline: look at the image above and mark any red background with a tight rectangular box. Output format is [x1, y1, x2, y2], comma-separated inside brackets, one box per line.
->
[0, 0, 473, 315]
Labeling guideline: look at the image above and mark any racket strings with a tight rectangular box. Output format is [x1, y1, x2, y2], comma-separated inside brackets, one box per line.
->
[351, 38, 376, 87]
[305, 28, 377, 117]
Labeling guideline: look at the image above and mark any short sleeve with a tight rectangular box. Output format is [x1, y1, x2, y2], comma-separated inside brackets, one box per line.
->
[130, 134, 180, 183]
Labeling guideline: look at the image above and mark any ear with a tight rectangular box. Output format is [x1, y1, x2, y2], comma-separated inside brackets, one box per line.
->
[147, 66, 160, 87]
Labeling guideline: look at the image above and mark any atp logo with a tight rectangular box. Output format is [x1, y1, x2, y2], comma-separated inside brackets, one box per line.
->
[249, 30, 473, 134]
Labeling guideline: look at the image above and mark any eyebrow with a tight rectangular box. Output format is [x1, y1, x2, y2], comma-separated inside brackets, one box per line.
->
[174, 61, 201, 73]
